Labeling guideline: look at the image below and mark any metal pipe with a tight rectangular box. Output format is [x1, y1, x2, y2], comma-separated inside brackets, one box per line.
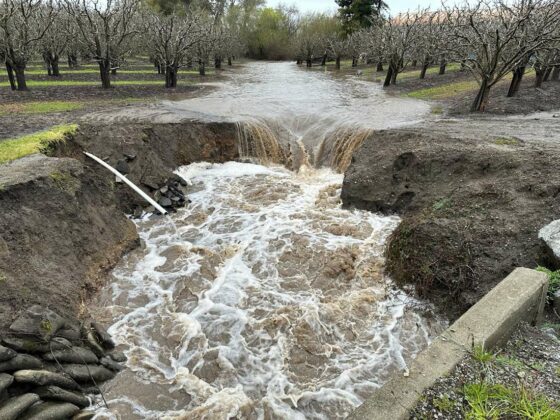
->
[83, 151, 168, 215]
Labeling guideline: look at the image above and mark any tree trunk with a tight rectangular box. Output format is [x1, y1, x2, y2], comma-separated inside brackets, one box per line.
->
[228, 57, 232, 66]
[165, 65, 177, 88]
[376, 61, 383, 72]
[535, 69, 545, 88]
[411, 59, 417, 68]
[543, 66, 552, 82]
[6, 62, 16, 91]
[470, 78, 491, 112]
[306, 58, 312, 68]
[383, 65, 393, 87]
[551, 65, 560, 81]
[439, 59, 447, 75]
[419, 63, 429, 79]
[390, 65, 398, 85]
[335, 56, 341, 70]
[111, 68, 117, 75]
[51, 56, 60, 77]
[321, 54, 327, 67]
[296, 59, 302, 65]
[199, 60, 206, 76]
[352, 57, 357, 67]
[14, 65, 28, 91]
[507, 66, 525, 97]
[99, 60, 111, 89]
[44, 55, 52, 76]
[214, 57, 222, 69]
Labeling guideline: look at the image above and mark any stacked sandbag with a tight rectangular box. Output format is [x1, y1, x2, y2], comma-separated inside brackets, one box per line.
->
[0, 306, 126, 419]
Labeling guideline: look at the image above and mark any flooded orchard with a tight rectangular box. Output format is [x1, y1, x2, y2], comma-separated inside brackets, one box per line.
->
[90, 63, 442, 419]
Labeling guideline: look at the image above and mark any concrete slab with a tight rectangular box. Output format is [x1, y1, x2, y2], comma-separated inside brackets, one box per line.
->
[347, 267, 548, 420]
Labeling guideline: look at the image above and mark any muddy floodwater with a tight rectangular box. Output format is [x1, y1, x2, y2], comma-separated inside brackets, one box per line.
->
[90, 63, 442, 419]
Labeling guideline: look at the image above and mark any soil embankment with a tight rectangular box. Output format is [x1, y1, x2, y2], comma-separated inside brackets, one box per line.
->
[341, 129, 560, 318]
[0, 120, 239, 335]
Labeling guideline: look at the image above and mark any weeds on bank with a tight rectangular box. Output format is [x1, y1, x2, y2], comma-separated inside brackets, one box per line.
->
[0, 124, 78, 164]
[462, 345, 560, 419]
[536, 266, 560, 302]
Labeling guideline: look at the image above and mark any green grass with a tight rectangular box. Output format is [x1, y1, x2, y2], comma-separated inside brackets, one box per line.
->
[433, 395, 455, 412]
[23, 68, 211, 75]
[0, 101, 83, 115]
[0, 79, 196, 88]
[536, 266, 560, 302]
[0, 124, 78, 164]
[407, 79, 480, 100]
[494, 137, 520, 146]
[472, 344, 494, 364]
[464, 382, 560, 419]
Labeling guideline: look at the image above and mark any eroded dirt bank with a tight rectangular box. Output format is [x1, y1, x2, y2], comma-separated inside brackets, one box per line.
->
[341, 129, 560, 318]
[0, 120, 239, 335]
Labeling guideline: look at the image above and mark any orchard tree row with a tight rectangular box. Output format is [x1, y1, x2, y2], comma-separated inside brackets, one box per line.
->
[0, 0, 246, 90]
[292, 0, 560, 112]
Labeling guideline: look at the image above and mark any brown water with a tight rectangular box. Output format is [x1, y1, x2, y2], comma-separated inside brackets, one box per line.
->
[89, 63, 443, 420]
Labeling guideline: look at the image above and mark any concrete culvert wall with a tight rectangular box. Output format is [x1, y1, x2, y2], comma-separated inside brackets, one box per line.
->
[348, 267, 548, 420]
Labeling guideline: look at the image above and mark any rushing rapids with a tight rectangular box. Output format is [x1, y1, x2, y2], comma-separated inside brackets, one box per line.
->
[89, 62, 441, 419]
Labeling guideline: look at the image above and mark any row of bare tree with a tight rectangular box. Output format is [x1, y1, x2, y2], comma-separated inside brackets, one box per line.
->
[293, 0, 560, 112]
[0, 0, 244, 90]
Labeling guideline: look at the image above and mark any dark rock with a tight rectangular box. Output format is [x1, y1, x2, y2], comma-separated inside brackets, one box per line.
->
[115, 160, 129, 175]
[72, 410, 96, 420]
[0, 345, 16, 362]
[90, 322, 115, 350]
[35, 385, 90, 408]
[14, 370, 78, 390]
[19, 401, 80, 420]
[108, 351, 127, 363]
[84, 331, 105, 358]
[158, 197, 172, 207]
[2, 337, 71, 354]
[0, 393, 40, 420]
[100, 357, 125, 372]
[43, 347, 98, 365]
[58, 364, 115, 383]
[178, 177, 188, 187]
[0, 355, 42, 373]
[54, 326, 82, 343]
[142, 177, 160, 190]
[144, 206, 156, 214]
[80, 386, 100, 395]
[123, 153, 136, 161]
[0, 373, 13, 399]
[9, 306, 67, 341]
[133, 207, 143, 218]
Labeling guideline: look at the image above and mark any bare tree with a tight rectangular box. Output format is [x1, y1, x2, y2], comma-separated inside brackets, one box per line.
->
[444, 0, 560, 112]
[381, 12, 421, 87]
[145, 9, 200, 88]
[64, 0, 140, 88]
[0, 0, 55, 90]
[41, 5, 71, 76]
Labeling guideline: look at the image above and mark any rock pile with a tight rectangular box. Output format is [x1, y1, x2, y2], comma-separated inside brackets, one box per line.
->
[136, 174, 190, 216]
[0, 306, 125, 419]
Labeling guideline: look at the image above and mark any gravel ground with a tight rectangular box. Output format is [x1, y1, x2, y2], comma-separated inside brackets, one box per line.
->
[410, 322, 560, 419]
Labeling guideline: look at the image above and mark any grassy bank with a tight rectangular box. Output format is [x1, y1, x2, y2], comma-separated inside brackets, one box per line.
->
[0, 124, 78, 164]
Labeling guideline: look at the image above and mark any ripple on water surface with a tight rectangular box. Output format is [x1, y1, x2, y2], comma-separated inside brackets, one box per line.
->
[91, 162, 442, 419]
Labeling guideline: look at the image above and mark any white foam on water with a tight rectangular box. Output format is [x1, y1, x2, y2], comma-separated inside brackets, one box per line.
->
[91, 162, 441, 420]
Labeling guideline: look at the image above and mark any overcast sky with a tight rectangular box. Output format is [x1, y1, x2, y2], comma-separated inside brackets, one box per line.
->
[266, 0, 448, 14]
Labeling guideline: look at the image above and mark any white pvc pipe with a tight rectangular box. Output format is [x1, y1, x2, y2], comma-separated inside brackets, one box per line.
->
[83, 151, 168, 215]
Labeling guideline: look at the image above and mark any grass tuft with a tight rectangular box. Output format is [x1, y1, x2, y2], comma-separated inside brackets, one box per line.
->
[536, 266, 560, 302]
[0, 124, 78, 164]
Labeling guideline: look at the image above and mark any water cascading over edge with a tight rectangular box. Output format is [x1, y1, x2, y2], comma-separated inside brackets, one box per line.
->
[235, 118, 373, 173]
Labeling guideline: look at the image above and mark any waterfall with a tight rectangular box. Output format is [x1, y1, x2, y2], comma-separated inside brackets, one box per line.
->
[236, 118, 372, 173]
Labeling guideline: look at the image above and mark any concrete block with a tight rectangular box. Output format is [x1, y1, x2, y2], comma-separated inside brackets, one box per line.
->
[347, 267, 548, 420]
